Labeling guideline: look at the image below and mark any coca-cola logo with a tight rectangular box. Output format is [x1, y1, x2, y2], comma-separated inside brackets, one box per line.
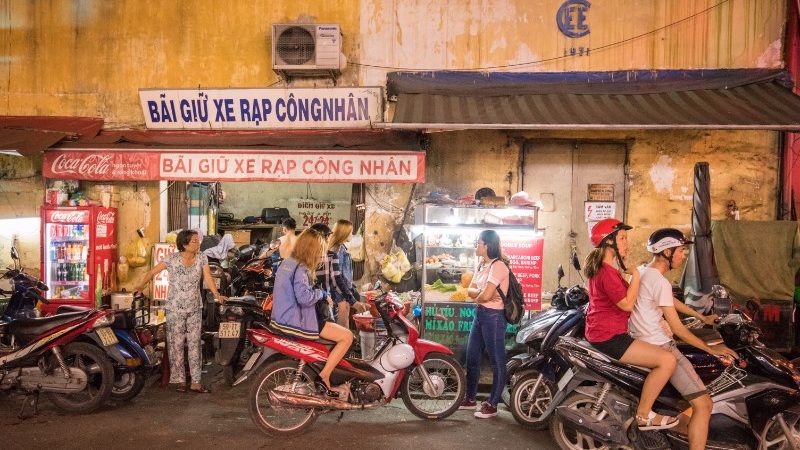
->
[96, 211, 116, 224]
[50, 211, 88, 223]
[50, 153, 113, 177]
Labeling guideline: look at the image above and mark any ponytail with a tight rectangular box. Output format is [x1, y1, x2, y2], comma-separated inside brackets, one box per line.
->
[584, 248, 605, 279]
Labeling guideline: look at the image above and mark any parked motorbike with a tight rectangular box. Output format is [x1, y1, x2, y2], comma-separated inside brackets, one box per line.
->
[234, 287, 465, 436]
[508, 291, 587, 430]
[547, 285, 800, 450]
[57, 292, 164, 402]
[0, 248, 115, 416]
[503, 251, 587, 407]
[215, 294, 270, 385]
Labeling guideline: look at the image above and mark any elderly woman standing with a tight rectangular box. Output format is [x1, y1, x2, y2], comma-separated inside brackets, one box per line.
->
[135, 229, 226, 393]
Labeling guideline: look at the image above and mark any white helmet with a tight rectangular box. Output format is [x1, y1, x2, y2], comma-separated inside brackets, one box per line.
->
[646, 228, 693, 253]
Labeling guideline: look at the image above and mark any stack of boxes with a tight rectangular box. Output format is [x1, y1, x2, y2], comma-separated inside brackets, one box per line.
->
[87, 184, 120, 208]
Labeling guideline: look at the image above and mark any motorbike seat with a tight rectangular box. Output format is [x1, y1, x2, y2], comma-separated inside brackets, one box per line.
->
[56, 305, 91, 314]
[8, 310, 94, 341]
[263, 321, 337, 349]
[571, 338, 651, 373]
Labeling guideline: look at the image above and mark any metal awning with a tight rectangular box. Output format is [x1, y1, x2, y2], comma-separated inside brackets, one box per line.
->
[384, 69, 800, 131]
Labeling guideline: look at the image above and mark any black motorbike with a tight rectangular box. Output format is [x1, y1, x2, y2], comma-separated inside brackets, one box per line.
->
[547, 285, 800, 450]
[214, 295, 270, 385]
[504, 252, 587, 407]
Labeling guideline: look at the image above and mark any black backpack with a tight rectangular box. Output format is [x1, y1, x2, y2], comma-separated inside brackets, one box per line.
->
[490, 260, 525, 324]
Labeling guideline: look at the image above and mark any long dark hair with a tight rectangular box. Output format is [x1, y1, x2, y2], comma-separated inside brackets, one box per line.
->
[479, 230, 509, 263]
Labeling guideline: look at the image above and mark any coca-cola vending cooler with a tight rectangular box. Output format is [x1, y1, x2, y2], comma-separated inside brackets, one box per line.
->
[40, 206, 117, 315]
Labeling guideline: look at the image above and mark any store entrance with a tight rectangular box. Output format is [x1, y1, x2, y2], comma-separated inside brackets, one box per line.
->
[522, 141, 627, 290]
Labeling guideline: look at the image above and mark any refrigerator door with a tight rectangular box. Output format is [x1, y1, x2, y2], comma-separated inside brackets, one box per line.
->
[91, 207, 118, 305]
[42, 207, 91, 303]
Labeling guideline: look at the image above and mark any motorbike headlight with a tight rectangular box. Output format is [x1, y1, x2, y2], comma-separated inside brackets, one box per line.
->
[92, 313, 115, 328]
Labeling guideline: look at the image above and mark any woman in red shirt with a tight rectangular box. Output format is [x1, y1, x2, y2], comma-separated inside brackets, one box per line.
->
[584, 219, 678, 431]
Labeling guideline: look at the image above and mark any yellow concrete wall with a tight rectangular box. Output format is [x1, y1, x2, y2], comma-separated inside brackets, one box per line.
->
[0, 1, 786, 125]
[360, 0, 786, 85]
[0, 0, 361, 126]
[365, 129, 778, 285]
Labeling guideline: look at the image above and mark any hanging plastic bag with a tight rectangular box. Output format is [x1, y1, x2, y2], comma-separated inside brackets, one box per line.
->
[379, 242, 411, 283]
[126, 228, 150, 268]
[350, 225, 365, 262]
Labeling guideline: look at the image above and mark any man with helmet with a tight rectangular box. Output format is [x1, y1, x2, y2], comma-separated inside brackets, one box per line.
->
[630, 228, 739, 450]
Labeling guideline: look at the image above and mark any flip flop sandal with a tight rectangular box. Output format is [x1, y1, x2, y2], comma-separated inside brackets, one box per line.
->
[175, 385, 187, 393]
[636, 411, 679, 431]
[189, 386, 211, 394]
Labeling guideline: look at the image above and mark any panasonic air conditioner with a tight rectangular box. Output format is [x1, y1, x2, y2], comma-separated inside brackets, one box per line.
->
[272, 23, 344, 77]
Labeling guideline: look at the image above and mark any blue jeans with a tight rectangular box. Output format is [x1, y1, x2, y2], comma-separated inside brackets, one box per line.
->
[465, 306, 507, 407]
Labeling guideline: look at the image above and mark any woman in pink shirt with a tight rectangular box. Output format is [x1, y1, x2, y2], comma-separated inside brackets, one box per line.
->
[459, 230, 510, 419]
[584, 219, 678, 431]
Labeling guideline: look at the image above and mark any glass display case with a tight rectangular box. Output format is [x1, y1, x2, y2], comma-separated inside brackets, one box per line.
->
[413, 204, 544, 354]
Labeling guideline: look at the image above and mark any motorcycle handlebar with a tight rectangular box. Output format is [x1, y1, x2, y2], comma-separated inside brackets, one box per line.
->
[25, 288, 49, 304]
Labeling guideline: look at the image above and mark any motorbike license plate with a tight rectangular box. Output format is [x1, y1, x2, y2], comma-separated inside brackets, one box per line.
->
[96, 327, 118, 346]
[218, 321, 241, 339]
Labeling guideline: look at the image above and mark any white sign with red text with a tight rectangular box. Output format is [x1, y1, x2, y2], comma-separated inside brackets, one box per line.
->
[43, 150, 425, 183]
[151, 243, 178, 301]
[584, 202, 616, 222]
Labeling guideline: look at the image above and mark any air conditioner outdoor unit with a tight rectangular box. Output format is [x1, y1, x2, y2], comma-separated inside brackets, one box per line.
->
[272, 23, 344, 77]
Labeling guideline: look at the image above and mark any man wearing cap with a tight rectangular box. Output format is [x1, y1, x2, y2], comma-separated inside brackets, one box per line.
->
[630, 228, 739, 450]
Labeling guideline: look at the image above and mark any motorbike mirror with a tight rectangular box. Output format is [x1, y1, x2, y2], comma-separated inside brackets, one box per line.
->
[745, 299, 762, 317]
[10, 247, 19, 261]
[570, 249, 581, 271]
[711, 285, 729, 299]
[557, 265, 565, 284]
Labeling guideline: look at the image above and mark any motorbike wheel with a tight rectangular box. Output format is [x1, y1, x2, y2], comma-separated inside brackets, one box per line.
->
[509, 370, 556, 429]
[48, 342, 114, 413]
[401, 353, 465, 420]
[759, 410, 800, 449]
[110, 370, 147, 402]
[549, 392, 614, 450]
[248, 359, 318, 436]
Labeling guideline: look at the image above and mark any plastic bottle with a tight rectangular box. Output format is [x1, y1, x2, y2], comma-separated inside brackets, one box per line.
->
[95, 264, 103, 308]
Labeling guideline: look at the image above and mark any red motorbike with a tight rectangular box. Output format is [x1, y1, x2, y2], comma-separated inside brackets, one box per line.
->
[235, 289, 465, 436]
[0, 305, 116, 416]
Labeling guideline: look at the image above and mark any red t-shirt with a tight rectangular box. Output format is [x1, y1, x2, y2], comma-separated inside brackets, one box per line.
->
[585, 263, 631, 343]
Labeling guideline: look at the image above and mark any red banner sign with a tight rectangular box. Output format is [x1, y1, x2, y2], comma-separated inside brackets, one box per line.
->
[43, 149, 425, 183]
[501, 235, 544, 311]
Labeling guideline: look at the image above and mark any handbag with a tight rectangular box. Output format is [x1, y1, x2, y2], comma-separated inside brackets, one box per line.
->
[290, 263, 332, 330]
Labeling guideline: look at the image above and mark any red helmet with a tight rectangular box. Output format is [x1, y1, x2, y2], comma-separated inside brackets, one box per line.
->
[590, 218, 632, 247]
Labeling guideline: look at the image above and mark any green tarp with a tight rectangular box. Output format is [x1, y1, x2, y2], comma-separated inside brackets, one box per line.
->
[711, 220, 800, 301]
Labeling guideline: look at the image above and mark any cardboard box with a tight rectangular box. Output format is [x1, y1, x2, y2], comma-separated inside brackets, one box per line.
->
[229, 230, 251, 247]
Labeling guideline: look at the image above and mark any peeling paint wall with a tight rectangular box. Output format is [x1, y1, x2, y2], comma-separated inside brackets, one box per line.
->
[360, 0, 786, 85]
[361, 129, 778, 285]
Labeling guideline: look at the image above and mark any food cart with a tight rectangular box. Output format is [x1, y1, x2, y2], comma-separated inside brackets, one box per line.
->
[413, 203, 544, 361]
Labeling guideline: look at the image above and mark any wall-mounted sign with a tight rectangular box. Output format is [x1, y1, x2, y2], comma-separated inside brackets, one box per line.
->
[584, 201, 616, 222]
[557, 0, 591, 38]
[587, 184, 615, 201]
[139, 87, 383, 130]
[43, 149, 425, 183]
